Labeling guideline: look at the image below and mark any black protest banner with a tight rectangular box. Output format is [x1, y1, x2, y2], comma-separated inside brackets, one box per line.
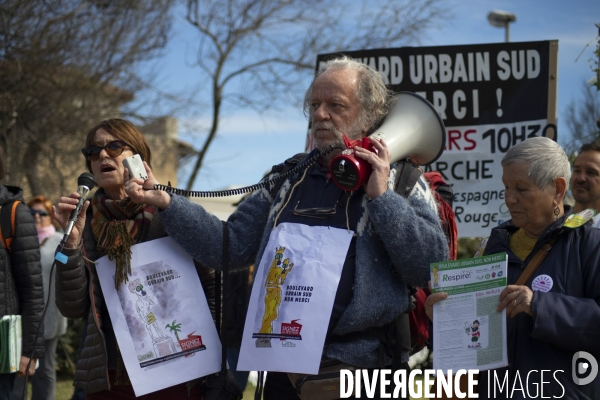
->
[312, 41, 558, 237]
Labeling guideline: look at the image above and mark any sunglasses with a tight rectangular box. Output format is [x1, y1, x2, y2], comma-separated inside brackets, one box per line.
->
[81, 140, 131, 161]
[30, 209, 50, 217]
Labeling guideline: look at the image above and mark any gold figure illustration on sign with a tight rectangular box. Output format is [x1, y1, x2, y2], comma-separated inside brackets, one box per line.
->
[259, 247, 294, 334]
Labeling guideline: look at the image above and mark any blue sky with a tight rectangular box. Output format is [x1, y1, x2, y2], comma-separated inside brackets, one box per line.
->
[145, 0, 599, 191]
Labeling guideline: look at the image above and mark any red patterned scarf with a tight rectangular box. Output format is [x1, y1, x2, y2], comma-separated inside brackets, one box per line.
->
[91, 190, 156, 289]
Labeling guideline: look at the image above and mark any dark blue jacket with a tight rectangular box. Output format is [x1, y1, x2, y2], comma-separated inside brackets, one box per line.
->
[479, 207, 600, 400]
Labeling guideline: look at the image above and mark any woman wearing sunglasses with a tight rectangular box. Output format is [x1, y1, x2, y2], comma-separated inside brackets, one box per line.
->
[53, 119, 208, 399]
[10, 196, 67, 400]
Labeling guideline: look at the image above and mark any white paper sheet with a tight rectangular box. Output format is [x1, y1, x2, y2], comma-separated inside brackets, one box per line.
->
[431, 253, 508, 372]
[237, 223, 353, 374]
[96, 237, 221, 396]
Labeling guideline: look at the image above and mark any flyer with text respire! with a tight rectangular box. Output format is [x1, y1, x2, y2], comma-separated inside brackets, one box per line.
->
[431, 253, 508, 372]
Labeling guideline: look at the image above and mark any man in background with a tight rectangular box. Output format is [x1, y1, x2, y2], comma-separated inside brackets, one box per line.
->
[571, 141, 600, 227]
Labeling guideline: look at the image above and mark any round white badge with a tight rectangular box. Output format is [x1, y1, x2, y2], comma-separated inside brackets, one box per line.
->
[531, 274, 553, 292]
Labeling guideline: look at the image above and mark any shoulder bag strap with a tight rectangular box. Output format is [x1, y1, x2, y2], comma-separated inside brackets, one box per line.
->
[268, 153, 309, 199]
[515, 235, 559, 286]
[0, 200, 19, 252]
[393, 160, 422, 198]
[1, 200, 19, 321]
[388, 161, 422, 367]
[220, 221, 230, 373]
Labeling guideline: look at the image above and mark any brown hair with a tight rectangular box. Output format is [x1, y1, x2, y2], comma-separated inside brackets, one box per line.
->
[579, 141, 600, 154]
[84, 119, 152, 173]
[27, 195, 53, 214]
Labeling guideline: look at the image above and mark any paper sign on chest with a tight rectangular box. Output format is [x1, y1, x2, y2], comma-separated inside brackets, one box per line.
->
[237, 222, 353, 374]
[95, 237, 221, 397]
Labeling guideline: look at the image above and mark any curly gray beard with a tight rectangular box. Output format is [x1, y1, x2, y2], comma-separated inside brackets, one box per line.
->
[311, 119, 366, 165]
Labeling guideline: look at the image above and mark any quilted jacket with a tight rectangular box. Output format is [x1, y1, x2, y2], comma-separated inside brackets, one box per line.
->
[55, 198, 214, 393]
[0, 185, 44, 362]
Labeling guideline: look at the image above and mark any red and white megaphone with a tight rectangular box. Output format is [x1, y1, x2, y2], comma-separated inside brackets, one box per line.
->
[329, 91, 446, 191]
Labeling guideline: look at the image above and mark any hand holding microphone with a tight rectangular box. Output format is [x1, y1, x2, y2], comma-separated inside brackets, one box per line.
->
[54, 172, 96, 248]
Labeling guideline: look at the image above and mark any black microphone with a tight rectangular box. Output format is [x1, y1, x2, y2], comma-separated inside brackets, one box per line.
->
[62, 172, 96, 244]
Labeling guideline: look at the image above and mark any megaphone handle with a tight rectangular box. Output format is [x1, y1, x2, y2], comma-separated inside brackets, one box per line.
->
[343, 134, 354, 149]
[361, 137, 370, 149]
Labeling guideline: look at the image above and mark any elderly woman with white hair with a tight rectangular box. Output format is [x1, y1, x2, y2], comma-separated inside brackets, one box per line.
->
[428, 137, 600, 399]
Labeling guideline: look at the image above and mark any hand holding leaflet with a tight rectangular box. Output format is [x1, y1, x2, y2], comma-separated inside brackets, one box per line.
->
[430, 253, 508, 372]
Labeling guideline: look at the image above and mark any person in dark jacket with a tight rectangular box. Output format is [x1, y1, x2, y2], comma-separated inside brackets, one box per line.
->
[53, 119, 213, 399]
[0, 147, 44, 400]
[427, 137, 600, 399]
[11, 195, 67, 400]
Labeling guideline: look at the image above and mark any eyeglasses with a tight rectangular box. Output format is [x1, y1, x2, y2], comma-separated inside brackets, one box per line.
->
[290, 186, 350, 219]
[81, 140, 130, 161]
[30, 209, 49, 217]
[292, 204, 337, 219]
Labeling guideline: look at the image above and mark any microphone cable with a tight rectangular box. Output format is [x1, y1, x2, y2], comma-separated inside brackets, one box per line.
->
[153, 146, 337, 197]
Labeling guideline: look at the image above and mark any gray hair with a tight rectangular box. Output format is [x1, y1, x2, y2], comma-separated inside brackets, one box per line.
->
[303, 56, 394, 133]
[501, 137, 571, 189]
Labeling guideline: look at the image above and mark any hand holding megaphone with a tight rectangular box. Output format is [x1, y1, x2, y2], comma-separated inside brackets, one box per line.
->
[330, 135, 379, 192]
[329, 92, 447, 192]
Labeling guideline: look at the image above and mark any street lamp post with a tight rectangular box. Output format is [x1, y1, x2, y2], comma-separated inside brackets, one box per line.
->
[487, 10, 517, 42]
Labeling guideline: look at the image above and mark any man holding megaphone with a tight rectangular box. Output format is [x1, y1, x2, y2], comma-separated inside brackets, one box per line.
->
[127, 56, 448, 399]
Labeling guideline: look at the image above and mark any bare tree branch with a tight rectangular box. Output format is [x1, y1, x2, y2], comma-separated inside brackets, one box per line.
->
[183, 0, 450, 190]
[564, 81, 600, 156]
[0, 0, 175, 198]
